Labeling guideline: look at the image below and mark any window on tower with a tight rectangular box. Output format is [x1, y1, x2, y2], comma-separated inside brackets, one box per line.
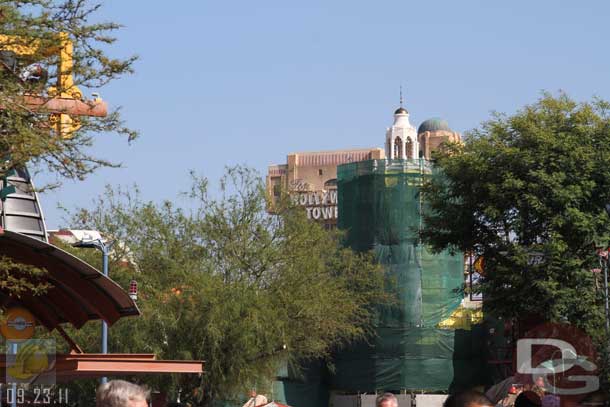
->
[394, 137, 402, 158]
[271, 177, 282, 197]
[406, 137, 414, 159]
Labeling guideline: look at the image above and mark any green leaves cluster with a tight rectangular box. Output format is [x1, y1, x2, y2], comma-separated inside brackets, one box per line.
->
[422, 92, 610, 339]
[62, 167, 385, 406]
[0, 255, 48, 297]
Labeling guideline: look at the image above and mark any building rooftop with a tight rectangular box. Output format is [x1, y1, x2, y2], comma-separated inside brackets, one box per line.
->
[418, 117, 452, 134]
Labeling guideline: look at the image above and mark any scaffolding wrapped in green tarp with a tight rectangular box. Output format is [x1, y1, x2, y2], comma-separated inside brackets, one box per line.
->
[331, 159, 489, 392]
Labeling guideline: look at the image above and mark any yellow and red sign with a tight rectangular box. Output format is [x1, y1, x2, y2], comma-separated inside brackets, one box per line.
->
[0, 307, 36, 342]
[473, 256, 485, 276]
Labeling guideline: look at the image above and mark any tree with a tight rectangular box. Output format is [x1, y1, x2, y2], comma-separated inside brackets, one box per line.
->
[0, 0, 136, 185]
[61, 167, 386, 406]
[421, 92, 609, 346]
[0, 0, 135, 302]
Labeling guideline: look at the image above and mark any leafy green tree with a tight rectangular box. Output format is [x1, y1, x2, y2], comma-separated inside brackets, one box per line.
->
[0, 0, 135, 309]
[421, 92, 610, 368]
[0, 0, 137, 185]
[61, 167, 386, 406]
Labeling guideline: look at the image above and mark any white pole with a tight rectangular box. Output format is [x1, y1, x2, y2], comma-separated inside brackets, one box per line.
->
[10, 342, 17, 407]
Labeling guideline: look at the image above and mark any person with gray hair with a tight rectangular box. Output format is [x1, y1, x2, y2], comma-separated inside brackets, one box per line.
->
[376, 393, 398, 407]
[96, 380, 150, 407]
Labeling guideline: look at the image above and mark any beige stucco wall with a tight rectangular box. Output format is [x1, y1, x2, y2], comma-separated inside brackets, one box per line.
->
[266, 147, 384, 226]
[267, 148, 384, 194]
[418, 130, 462, 160]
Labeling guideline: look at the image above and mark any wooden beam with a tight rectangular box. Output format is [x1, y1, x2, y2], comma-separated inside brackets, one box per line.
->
[21, 95, 107, 117]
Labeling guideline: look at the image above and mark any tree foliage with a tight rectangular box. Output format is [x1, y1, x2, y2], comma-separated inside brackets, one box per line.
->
[421, 93, 610, 339]
[60, 167, 386, 406]
[0, 255, 48, 297]
[0, 0, 136, 185]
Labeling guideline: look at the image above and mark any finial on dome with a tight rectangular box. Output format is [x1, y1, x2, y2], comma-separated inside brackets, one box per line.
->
[394, 85, 408, 115]
[400, 85, 403, 108]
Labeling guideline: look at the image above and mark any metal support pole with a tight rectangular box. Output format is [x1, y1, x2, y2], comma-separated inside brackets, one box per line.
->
[101, 242, 109, 385]
[10, 342, 17, 407]
[73, 237, 113, 385]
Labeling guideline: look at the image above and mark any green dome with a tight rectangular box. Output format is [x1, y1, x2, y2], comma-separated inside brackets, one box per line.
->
[418, 117, 451, 134]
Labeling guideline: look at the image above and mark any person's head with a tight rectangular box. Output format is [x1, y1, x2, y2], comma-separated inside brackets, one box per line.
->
[376, 393, 398, 407]
[96, 380, 150, 407]
[443, 390, 494, 407]
[514, 391, 542, 407]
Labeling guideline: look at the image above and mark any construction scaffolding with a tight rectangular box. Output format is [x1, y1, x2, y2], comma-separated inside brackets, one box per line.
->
[331, 159, 489, 392]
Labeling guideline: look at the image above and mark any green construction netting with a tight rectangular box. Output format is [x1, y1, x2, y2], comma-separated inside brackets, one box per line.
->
[330, 159, 490, 392]
[274, 361, 330, 407]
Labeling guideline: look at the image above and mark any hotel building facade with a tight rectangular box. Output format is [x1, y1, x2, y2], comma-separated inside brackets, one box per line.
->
[266, 102, 461, 227]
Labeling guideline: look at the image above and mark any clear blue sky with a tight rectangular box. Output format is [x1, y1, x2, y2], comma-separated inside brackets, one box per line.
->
[41, 0, 610, 229]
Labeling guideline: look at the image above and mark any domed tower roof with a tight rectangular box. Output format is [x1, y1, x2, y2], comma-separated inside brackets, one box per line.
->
[418, 117, 451, 134]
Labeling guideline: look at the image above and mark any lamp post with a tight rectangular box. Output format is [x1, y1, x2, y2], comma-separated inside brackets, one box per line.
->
[72, 237, 114, 384]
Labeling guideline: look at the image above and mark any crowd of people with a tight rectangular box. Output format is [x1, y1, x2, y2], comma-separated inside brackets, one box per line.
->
[94, 380, 608, 407]
[483, 377, 558, 407]
[376, 387, 607, 407]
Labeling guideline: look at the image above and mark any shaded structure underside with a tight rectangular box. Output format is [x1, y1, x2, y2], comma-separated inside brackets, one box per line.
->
[0, 229, 139, 331]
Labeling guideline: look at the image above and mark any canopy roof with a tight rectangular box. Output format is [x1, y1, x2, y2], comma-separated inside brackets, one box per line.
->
[0, 230, 204, 381]
[0, 229, 139, 331]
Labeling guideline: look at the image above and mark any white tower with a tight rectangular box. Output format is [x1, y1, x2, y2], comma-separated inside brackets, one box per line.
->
[385, 97, 419, 160]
